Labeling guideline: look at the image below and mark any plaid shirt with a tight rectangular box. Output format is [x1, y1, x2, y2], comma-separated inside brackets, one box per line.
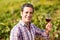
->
[10, 20, 49, 40]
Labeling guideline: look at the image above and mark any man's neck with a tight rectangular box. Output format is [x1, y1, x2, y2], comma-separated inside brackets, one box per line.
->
[22, 20, 31, 30]
[22, 20, 30, 25]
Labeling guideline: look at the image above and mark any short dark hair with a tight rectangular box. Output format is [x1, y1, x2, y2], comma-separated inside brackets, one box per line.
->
[21, 3, 34, 12]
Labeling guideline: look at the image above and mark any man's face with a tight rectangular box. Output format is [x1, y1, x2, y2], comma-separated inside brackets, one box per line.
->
[21, 7, 33, 23]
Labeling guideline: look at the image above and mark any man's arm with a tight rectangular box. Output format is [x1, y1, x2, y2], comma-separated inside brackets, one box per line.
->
[34, 26, 49, 39]
[10, 27, 20, 40]
[34, 22, 52, 40]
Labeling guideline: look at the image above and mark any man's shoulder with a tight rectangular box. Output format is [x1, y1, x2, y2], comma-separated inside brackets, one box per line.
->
[31, 23, 37, 28]
[11, 23, 20, 32]
[31, 23, 36, 26]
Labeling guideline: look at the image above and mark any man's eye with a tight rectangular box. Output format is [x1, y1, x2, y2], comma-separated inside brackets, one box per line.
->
[25, 12, 33, 14]
[30, 12, 33, 14]
[26, 12, 28, 13]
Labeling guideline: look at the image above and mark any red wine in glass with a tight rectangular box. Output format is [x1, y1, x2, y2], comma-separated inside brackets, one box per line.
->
[45, 13, 51, 22]
[46, 18, 51, 22]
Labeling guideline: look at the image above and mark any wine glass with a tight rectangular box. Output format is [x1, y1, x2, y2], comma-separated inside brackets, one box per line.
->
[45, 14, 52, 35]
[45, 14, 51, 23]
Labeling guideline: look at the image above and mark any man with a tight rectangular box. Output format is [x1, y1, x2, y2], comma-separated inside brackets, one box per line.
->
[10, 3, 52, 40]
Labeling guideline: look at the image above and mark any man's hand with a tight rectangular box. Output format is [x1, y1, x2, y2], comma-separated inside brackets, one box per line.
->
[45, 22, 52, 34]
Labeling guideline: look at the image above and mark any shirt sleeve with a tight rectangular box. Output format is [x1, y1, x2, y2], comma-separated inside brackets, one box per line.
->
[34, 26, 49, 40]
[10, 27, 19, 40]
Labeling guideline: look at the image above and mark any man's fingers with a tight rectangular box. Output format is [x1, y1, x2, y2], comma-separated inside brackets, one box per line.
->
[46, 22, 52, 31]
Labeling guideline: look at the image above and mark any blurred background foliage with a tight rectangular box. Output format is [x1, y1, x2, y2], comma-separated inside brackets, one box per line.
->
[0, 0, 60, 40]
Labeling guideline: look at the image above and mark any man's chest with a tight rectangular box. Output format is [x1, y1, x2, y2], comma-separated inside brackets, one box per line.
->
[19, 26, 35, 40]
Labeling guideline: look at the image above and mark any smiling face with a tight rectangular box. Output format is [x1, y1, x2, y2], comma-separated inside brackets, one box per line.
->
[21, 7, 33, 23]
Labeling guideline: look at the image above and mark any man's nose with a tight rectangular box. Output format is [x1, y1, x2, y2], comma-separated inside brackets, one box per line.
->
[27, 13, 31, 16]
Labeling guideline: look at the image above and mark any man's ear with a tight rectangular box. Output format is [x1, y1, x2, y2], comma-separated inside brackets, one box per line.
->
[21, 12, 22, 16]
